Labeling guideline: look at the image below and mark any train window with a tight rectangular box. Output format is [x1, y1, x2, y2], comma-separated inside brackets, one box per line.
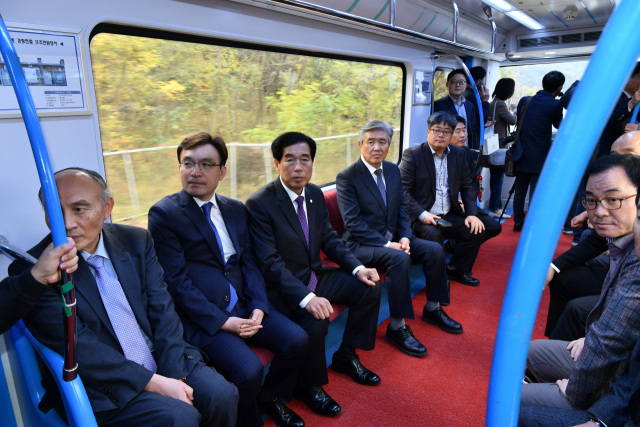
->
[433, 67, 452, 103]
[89, 31, 404, 228]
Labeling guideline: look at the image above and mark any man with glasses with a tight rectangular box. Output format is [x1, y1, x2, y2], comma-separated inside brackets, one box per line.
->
[521, 154, 640, 411]
[400, 112, 501, 287]
[148, 132, 309, 427]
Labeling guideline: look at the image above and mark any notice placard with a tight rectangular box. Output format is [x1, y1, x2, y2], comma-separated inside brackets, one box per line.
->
[0, 28, 87, 114]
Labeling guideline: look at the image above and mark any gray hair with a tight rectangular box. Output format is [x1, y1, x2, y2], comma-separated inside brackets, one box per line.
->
[38, 167, 112, 209]
[358, 120, 394, 143]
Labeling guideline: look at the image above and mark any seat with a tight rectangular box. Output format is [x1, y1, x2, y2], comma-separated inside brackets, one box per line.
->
[9, 320, 97, 427]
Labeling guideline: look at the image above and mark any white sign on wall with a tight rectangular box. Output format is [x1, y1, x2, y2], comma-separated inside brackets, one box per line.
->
[0, 28, 87, 115]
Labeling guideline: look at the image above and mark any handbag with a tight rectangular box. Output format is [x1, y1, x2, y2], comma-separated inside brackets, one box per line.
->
[505, 96, 533, 177]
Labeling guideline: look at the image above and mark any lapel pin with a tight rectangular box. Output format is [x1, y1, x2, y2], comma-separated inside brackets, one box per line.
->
[310, 199, 313, 203]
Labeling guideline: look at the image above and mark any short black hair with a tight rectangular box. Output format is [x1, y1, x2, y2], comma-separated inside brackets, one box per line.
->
[469, 66, 487, 82]
[447, 69, 468, 83]
[177, 132, 228, 166]
[427, 111, 457, 131]
[586, 154, 640, 191]
[454, 115, 467, 126]
[493, 78, 516, 100]
[542, 71, 566, 93]
[271, 132, 317, 161]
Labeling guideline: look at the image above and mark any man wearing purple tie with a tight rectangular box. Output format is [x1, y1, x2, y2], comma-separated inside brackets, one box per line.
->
[246, 132, 382, 418]
[14, 168, 238, 427]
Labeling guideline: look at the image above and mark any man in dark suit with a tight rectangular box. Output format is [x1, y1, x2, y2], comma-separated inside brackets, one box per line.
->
[512, 71, 565, 231]
[464, 66, 491, 124]
[336, 120, 462, 358]
[400, 112, 502, 286]
[15, 168, 238, 427]
[433, 69, 480, 157]
[0, 237, 78, 334]
[246, 132, 382, 418]
[148, 133, 308, 427]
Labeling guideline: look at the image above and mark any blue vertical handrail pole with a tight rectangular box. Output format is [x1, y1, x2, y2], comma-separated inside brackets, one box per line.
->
[458, 60, 485, 151]
[631, 102, 640, 124]
[486, 0, 640, 425]
[0, 14, 77, 381]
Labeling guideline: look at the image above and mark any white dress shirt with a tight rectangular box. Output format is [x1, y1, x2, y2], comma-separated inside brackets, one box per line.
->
[193, 194, 237, 262]
[361, 155, 391, 247]
[279, 177, 364, 308]
[81, 233, 155, 352]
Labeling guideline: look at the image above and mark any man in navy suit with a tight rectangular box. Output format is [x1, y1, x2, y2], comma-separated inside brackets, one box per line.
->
[16, 168, 238, 427]
[433, 69, 480, 158]
[336, 120, 462, 358]
[148, 133, 308, 427]
[246, 132, 382, 418]
[512, 71, 565, 231]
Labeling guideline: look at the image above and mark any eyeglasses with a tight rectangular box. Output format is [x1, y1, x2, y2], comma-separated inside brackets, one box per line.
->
[180, 160, 222, 171]
[581, 194, 637, 210]
[429, 128, 453, 136]
[449, 80, 467, 86]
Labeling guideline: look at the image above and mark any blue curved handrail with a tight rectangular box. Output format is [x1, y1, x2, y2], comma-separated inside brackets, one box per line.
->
[455, 60, 484, 150]
[631, 102, 640, 124]
[486, 0, 640, 425]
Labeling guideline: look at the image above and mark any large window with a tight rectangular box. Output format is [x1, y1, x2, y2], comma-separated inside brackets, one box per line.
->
[90, 29, 404, 228]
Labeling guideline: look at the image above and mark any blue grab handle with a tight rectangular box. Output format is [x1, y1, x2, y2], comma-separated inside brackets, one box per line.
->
[485, 0, 640, 425]
[0, 16, 66, 247]
[631, 102, 640, 124]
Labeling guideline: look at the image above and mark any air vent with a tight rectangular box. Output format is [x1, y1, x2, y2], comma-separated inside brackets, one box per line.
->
[561, 33, 582, 43]
[584, 31, 601, 42]
[520, 38, 539, 48]
[540, 36, 559, 46]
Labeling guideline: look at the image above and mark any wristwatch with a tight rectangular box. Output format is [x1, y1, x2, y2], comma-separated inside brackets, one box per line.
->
[589, 416, 608, 427]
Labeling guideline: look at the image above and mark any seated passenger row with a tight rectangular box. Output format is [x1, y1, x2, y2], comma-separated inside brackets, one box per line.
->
[0, 111, 500, 427]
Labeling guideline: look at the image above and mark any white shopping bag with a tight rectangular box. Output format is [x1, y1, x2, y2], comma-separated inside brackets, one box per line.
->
[483, 133, 499, 155]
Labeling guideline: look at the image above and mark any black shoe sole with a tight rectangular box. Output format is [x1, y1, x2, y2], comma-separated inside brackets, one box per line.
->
[421, 314, 464, 334]
[384, 336, 428, 358]
[292, 391, 342, 417]
[331, 362, 381, 386]
[447, 274, 480, 287]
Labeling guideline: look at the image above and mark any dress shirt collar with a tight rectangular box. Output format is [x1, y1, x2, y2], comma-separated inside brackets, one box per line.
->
[608, 233, 634, 251]
[623, 90, 632, 99]
[427, 142, 450, 158]
[192, 193, 219, 210]
[81, 232, 109, 261]
[360, 155, 383, 176]
[280, 176, 306, 202]
[449, 94, 465, 107]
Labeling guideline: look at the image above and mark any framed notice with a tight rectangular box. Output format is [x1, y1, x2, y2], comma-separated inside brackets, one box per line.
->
[0, 25, 89, 116]
[413, 70, 432, 106]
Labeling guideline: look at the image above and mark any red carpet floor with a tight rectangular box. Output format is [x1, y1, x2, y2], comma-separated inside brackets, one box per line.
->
[265, 217, 574, 427]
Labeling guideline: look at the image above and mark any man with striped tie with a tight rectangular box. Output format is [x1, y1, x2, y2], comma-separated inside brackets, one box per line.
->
[16, 167, 238, 427]
[148, 132, 309, 427]
[246, 132, 382, 419]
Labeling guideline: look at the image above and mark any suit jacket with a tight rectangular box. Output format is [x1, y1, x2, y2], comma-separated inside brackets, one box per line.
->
[553, 230, 610, 272]
[566, 235, 640, 409]
[433, 95, 480, 152]
[335, 158, 413, 264]
[597, 92, 633, 158]
[0, 266, 49, 334]
[147, 190, 269, 349]
[464, 86, 491, 123]
[245, 178, 361, 310]
[399, 143, 477, 224]
[514, 90, 563, 174]
[15, 223, 203, 413]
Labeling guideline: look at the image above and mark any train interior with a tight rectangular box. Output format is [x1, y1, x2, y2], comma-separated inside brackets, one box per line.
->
[0, 0, 628, 425]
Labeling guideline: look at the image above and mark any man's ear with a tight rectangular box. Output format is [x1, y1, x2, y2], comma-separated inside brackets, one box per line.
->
[103, 197, 115, 220]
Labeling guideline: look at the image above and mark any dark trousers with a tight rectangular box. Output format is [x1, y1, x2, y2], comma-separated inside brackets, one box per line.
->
[545, 255, 609, 337]
[513, 171, 540, 224]
[201, 303, 309, 427]
[549, 295, 600, 341]
[518, 402, 590, 427]
[352, 238, 449, 318]
[268, 269, 381, 387]
[489, 168, 505, 212]
[94, 361, 239, 427]
[412, 210, 502, 274]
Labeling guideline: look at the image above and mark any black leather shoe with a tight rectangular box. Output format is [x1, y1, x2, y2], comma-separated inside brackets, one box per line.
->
[447, 266, 480, 286]
[513, 221, 524, 232]
[332, 353, 381, 386]
[422, 306, 463, 334]
[385, 324, 427, 357]
[293, 385, 342, 417]
[258, 397, 305, 427]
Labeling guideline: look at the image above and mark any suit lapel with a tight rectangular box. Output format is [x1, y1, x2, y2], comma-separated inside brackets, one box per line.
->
[447, 147, 457, 195]
[357, 158, 387, 214]
[217, 195, 239, 257]
[422, 143, 437, 198]
[180, 190, 225, 265]
[275, 178, 309, 253]
[73, 257, 118, 340]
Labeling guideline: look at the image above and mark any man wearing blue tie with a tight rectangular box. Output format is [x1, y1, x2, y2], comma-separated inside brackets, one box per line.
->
[148, 132, 309, 427]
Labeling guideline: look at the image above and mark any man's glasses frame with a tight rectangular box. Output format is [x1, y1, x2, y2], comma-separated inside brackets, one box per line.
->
[581, 194, 637, 210]
[179, 160, 223, 171]
[428, 128, 453, 136]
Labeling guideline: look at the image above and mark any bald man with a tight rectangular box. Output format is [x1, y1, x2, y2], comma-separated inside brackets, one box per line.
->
[611, 130, 640, 155]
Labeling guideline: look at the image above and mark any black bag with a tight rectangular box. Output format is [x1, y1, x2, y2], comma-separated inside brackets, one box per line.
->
[505, 96, 534, 178]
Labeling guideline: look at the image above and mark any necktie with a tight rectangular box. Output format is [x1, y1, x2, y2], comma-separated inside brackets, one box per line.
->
[86, 255, 157, 373]
[202, 202, 238, 312]
[374, 169, 394, 241]
[295, 196, 318, 292]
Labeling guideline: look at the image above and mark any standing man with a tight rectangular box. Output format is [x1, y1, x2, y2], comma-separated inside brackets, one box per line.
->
[464, 66, 491, 125]
[17, 168, 238, 427]
[512, 71, 565, 231]
[246, 132, 382, 418]
[400, 112, 501, 286]
[336, 120, 462, 359]
[148, 132, 309, 427]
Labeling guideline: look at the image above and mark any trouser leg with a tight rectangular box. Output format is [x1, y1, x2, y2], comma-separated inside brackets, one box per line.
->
[526, 339, 575, 383]
[408, 238, 449, 304]
[549, 296, 600, 341]
[441, 212, 486, 274]
[489, 168, 505, 212]
[513, 171, 531, 224]
[186, 362, 239, 427]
